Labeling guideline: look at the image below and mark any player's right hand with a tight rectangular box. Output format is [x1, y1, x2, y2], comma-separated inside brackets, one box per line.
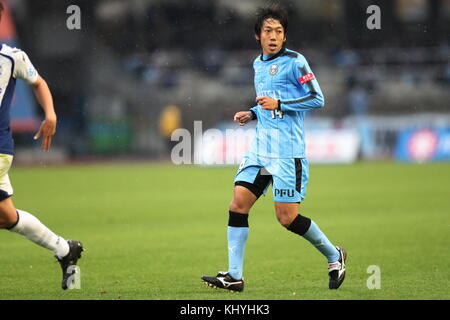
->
[34, 116, 57, 152]
[234, 111, 252, 126]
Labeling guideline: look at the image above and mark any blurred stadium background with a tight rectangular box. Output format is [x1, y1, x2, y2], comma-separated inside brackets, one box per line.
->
[2, 0, 450, 165]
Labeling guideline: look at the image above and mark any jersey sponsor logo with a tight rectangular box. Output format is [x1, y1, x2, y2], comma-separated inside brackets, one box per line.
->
[298, 72, 315, 84]
[256, 90, 281, 100]
[274, 188, 294, 197]
[269, 64, 278, 76]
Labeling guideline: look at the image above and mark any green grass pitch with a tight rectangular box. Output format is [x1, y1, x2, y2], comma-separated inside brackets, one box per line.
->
[0, 161, 449, 300]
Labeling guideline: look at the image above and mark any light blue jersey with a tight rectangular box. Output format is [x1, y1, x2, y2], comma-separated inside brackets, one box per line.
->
[235, 48, 325, 203]
[249, 47, 324, 159]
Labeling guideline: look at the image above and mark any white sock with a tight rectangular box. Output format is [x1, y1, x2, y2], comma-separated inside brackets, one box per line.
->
[8, 209, 70, 259]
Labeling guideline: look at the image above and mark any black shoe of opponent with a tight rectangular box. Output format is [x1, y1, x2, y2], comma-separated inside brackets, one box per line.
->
[56, 240, 84, 290]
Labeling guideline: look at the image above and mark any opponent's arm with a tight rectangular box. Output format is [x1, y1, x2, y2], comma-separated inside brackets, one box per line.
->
[12, 49, 57, 152]
[31, 76, 57, 152]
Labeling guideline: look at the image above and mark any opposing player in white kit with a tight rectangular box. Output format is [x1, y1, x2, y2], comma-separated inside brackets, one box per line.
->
[0, 3, 83, 290]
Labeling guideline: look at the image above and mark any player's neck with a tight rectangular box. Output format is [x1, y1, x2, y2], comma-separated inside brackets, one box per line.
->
[261, 47, 285, 61]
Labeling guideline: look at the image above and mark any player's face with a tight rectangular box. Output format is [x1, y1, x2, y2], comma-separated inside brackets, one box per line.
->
[256, 18, 286, 56]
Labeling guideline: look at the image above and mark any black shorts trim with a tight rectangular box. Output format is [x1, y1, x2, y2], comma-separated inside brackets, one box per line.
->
[235, 168, 272, 199]
[0, 190, 12, 202]
[235, 181, 263, 198]
[295, 158, 302, 193]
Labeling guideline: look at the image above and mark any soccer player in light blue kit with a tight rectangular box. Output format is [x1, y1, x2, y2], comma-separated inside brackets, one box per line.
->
[202, 6, 347, 291]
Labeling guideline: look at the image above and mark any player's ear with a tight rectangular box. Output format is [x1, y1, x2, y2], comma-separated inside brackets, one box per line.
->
[255, 34, 260, 42]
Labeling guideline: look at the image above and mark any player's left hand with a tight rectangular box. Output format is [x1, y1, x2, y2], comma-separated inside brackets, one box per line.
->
[234, 111, 252, 126]
[34, 116, 57, 152]
[256, 96, 278, 110]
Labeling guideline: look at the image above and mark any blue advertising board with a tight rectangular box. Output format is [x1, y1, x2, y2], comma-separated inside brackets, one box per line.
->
[395, 128, 450, 162]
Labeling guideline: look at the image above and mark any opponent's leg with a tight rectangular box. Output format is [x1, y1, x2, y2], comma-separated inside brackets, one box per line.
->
[0, 197, 84, 290]
[0, 198, 70, 258]
[0, 155, 68, 255]
[0, 196, 18, 228]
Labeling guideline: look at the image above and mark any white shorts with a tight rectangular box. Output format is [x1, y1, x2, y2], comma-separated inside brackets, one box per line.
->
[0, 154, 13, 200]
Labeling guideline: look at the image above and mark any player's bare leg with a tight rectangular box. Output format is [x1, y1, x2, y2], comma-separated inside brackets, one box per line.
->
[274, 201, 300, 227]
[0, 197, 18, 228]
[201, 186, 257, 292]
[0, 196, 84, 289]
[229, 185, 257, 214]
[275, 201, 347, 289]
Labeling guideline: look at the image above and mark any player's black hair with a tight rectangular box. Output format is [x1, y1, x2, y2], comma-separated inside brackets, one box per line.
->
[0, 2, 3, 13]
[254, 4, 288, 36]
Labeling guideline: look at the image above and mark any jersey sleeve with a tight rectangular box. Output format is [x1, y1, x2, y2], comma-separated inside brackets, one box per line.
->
[12, 49, 39, 84]
[279, 55, 325, 112]
[249, 105, 259, 120]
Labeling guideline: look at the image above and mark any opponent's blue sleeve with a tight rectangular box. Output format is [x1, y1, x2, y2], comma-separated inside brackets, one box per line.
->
[279, 55, 325, 112]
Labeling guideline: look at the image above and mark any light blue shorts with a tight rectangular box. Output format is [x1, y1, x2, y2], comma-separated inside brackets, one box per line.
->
[234, 153, 309, 203]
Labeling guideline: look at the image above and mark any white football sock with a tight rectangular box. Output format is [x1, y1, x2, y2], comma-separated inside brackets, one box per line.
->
[8, 209, 70, 259]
